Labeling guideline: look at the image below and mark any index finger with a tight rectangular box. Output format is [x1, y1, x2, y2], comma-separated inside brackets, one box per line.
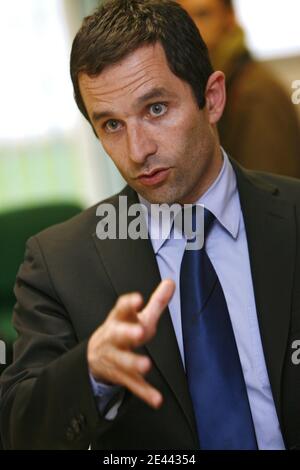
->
[138, 279, 175, 337]
[112, 292, 144, 322]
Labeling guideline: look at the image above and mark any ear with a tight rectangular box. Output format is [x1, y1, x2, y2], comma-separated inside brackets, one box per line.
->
[204, 71, 226, 125]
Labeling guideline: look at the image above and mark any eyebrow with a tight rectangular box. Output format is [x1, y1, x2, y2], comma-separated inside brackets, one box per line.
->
[135, 87, 175, 106]
[91, 87, 175, 123]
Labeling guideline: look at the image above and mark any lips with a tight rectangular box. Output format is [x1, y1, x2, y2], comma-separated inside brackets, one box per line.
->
[137, 168, 170, 186]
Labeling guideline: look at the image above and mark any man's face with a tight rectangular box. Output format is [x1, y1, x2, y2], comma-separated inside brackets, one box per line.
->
[79, 42, 224, 204]
[180, 0, 234, 51]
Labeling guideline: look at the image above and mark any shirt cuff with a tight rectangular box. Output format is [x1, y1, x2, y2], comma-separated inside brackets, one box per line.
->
[89, 372, 124, 419]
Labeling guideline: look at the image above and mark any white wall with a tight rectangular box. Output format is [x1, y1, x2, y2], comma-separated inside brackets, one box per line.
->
[234, 0, 300, 59]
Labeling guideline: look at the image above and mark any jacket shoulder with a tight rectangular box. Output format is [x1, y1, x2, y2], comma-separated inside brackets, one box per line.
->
[34, 186, 130, 247]
[247, 169, 300, 202]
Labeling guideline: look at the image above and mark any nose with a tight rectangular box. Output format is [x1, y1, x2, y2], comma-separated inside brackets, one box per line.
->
[126, 122, 157, 164]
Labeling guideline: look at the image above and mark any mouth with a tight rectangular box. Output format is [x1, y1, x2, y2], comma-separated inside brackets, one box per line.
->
[137, 168, 171, 187]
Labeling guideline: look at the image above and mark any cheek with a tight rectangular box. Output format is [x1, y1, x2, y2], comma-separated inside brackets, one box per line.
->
[159, 112, 199, 149]
[100, 138, 126, 169]
[179, 119, 204, 152]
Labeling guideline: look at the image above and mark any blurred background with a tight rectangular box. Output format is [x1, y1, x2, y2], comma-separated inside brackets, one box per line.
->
[1, 0, 300, 371]
[0, 0, 126, 371]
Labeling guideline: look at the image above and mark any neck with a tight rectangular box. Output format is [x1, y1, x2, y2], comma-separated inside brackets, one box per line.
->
[179, 146, 224, 205]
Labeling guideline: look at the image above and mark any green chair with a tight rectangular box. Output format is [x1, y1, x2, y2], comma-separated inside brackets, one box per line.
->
[0, 203, 82, 372]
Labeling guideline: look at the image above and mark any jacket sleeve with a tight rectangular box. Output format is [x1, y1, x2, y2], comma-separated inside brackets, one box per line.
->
[0, 236, 117, 449]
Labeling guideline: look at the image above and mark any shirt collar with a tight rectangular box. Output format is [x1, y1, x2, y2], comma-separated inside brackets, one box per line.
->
[138, 149, 240, 254]
[199, 149, 240, 239]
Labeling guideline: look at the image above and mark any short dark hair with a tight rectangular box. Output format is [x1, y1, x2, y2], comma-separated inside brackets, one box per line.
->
[70, 0, 214, 123]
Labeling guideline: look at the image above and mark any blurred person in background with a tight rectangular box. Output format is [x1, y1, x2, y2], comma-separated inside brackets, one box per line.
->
[179, 0, 300, 176]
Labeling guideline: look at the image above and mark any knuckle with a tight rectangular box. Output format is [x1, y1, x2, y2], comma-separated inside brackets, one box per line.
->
[116, 324, 133, 346]
[124, 353, 137, 369]
[113, 323, 123, 340]
[116, 295, 127, 309]
[101, 323, 114, 345]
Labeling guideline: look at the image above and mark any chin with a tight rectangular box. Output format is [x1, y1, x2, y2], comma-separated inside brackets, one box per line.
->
[144, 188, 184, 205]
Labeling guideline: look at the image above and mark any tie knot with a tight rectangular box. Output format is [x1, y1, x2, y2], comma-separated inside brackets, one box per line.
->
[203, 208, 215, 239]
[176, 205, 215, 247]
[190, 206, 215, 242]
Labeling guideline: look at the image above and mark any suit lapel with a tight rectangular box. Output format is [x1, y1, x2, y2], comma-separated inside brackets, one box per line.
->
[232, 161, 296, 422]
[92, 186, 198, 442]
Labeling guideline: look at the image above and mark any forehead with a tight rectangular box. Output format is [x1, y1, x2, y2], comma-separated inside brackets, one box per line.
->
[79, 42, 192, 114]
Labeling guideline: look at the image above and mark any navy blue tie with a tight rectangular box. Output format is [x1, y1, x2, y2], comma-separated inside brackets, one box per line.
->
[180, 207, 258, 450]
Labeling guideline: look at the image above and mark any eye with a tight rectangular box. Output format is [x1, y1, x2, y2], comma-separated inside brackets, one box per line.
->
[104, 119, 121, 133]
[149, 103, 167, 117]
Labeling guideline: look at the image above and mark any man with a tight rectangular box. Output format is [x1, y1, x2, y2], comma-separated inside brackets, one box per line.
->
[0, 0, 300, 450]
[179, 0, 300, 177]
